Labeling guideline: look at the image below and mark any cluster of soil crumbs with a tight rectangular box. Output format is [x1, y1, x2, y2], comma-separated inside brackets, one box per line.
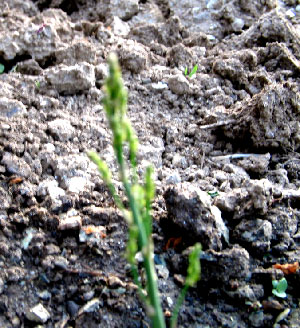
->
[1, 0, 300, 327]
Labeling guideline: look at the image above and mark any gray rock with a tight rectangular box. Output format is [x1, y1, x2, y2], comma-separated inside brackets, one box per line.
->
[110, 0, 139, 20]
[226, 284, 264, 302]
[1, 152, 31, 178]
[17, 59, 43, 75]
[130, 1, 164, 25]
[238, 153, 271, 175]
[232, 18, 245, 32]
[45, 62, 95, 94]
[107, 275, 126, 289]
[0, 187, 11, 210]
[0, 97, 26, 118]
[233, 219, 272, 254]
[25, 303, 50, 323]
[117, 40, 148, 73]
[67, 300, 80, 318]
[166, 171, 181, 185]
[156, 265, 169, 280]
[78, 298, 101, 315]
[249, 311, 265, 327]
[58, 211, 82, 230]
[37, 179, 65, 202]
[47, 119, 75, 141]
[215, 179, 273, 218]
[0, 277, 4, 294]
[168, 74, 190, 95]
[167, 43, 196, 68]
[200, 245, 250, 284]
[164, 182, 229, 250]
[109, 16, 130, 36]
[55, 41, 96, 65]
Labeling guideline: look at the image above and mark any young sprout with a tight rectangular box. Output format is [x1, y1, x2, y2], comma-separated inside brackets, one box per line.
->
[184, 64, 198, 78]
[88, 54, 201, 328]
[272, 278, 288, 298]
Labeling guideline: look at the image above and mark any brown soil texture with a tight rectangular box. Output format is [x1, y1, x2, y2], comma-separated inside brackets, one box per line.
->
[1, 0, 300, 327]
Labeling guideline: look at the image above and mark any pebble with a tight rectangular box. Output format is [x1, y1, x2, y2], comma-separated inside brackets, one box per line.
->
[58, 214, 82, 230]
[286, 8, 296, 18]
[156, 264, 169, 280]
[232, 18, 245, 32]
[107, 275, 126, 289]
[249, 310, 264, 327]
[47, 119, 75, 142]
[78, 298, 101, 315]
[45, 62, 95, 94]
[1, 152, 31, 178]
[67, 300, 80, 317]
[166, 171, 181, 184]
[168, 74, 190, 95]
[25, 303, 51, 323]
[38, 290, 51, 301]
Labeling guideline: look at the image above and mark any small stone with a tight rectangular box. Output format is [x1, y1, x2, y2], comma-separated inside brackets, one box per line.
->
[45, 62, 95, 94]
[249, 310, 265, 327]
[166, 296, 173, 307]
[166, 171, 181, 185]
[286, 9, 296, 18]
[172, 154, 188, 169]
[107, 275, 126, 289]
[168, 74, 190, 95]
[156, 265, 169, 280]
[67, 300, 80, 317]
[232, 18, 245, 32]
[54, 256, 69, 270]
[25, 304, 51, 323]
[0, 277, 4, 294]
[38, 290, 51, 301]
[150, 81, 168, 90]
[0, 98, 26, 118]
[296, 5, 300, 12]
[44, 143, 55, 152]
[110, 0, 139, 20]
[47, 119, 75, 142]
[37, 179, 65, 201]
[110, 16, 130, 36]
[118, 40, 148, 73]
[83, 290, 95, 301]
[1, 152, 31, 178]
[78, 298, 101, 315]
[65, 176, 89, 193]
[58, 215, 82, 230]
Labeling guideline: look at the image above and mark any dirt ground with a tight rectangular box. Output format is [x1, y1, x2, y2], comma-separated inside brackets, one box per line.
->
[0, 0, 300, 327]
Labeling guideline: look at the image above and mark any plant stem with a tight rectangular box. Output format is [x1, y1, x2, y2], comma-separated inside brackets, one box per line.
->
[123, 180, 166, 328]
[170, 285, 189, 328]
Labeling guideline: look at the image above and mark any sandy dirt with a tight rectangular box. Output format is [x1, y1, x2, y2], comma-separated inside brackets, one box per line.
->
[0, 0, 300, 327]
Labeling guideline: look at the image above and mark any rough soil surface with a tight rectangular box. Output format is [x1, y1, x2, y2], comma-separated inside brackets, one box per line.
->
[0, 0, 300, 327]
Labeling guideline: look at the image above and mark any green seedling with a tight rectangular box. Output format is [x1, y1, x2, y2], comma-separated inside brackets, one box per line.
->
[170, 243, 201, 328]
[272, 278, 288, 298]
[184, 64, 198, 78]
[10, 65, 18, 73]
[88, 54, 201, 328]
[0, 63, 5, 74]
[207, 190, 219, 198]
[35, 80, 41, 89]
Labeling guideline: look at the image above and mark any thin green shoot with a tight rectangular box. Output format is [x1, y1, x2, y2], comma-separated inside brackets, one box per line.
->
[0, 63, 4, 74]
[184, 64, 198, 78]
[170, 243, 201, 328]
[88, 54, 201, 328]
